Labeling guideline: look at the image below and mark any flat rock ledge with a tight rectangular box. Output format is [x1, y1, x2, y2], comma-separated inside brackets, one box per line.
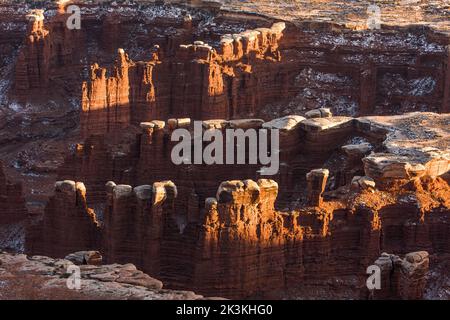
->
[0, 251, 213, 300]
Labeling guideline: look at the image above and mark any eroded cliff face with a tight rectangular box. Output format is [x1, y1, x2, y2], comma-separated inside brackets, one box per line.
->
[26, 180, 100, 257]
[0, 161, 27, 224]
[372, 251, 430, 300]
[79, 23, 450, 138]
[0, 2, 448, 186]
[0, 1, 449, 300]
[80, 22, 286, 137]
[26, 112, 449, 299]
[26, 173, 448, 299]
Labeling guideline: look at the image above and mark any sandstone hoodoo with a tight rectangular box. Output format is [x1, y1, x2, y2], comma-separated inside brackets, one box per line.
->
[371, 251, 430, 300]
[0, 161, 27, 224]
[0, 0, 449, 300]
[26, 180, 101, 257]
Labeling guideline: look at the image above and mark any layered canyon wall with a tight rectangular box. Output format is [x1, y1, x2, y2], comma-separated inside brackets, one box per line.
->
[56, 112, 450, 210]
[80, 22, 286, 137]
[0, 250, 205, 300]
[26, 180, 100, 257]
[79, 22, 450, 137]
[372, 251, 430, 300]
[7, 2, 450, 133]
[29, 113, 449, 298]
[0, 1, 449, 300]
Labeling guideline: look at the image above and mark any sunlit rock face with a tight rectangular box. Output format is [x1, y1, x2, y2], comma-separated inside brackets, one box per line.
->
[26, 180, 101, 257]
[0, 0, 449, 300]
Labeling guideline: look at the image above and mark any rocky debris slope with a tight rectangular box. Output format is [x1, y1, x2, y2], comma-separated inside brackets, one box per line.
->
[0, 250, 206, 300]
[424, 254, 450, 300]
[0, 222, 26, 253]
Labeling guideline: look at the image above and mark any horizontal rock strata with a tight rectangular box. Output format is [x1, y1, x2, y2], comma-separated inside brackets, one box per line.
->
[372, 251, 429, 300]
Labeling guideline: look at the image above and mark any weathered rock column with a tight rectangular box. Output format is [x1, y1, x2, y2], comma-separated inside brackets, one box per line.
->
[193, 179, 285, 298]
[397, 251, 430, 299]
[372, 251, 429, 300]
[143, 181, 177, 275]
[306, 169, 329, 206]
[104, 184, 135, 265]
[0, 162, 27, 224]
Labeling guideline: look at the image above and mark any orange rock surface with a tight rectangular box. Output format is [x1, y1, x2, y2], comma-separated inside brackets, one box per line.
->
[0, 0, 448, 300]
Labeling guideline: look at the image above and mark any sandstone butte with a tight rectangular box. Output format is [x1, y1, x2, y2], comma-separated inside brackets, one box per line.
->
[0, 0, 449, 300]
